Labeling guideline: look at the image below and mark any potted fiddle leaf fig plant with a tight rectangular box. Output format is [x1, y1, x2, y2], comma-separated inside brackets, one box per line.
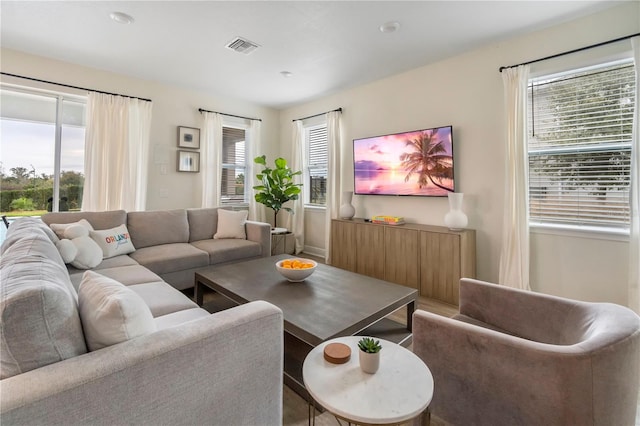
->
[357, 337, 382, 374]
[253, 155, 302, 229]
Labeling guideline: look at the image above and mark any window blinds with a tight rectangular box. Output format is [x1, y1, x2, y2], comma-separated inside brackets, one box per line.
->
[221, 126, 246, 204]
[307, 124, 328, 205]
[528, 62, 635, 230]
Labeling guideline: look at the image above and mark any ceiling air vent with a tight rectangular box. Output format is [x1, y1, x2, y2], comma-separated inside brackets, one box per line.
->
[225, 37, 260, 55]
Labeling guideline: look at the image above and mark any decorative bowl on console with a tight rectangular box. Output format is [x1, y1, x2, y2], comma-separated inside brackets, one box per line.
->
[275, 258, 317, 282]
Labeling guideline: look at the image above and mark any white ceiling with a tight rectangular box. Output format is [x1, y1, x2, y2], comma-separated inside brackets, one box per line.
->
[0, 1, 623, 109]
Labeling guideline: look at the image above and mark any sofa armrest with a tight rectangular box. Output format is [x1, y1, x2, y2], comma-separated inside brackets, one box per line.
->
[245, 220, 271, 257]
[0, 301, 284, 426]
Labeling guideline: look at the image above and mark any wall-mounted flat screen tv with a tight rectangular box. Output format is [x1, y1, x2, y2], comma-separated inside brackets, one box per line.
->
[353, 125, 454, 196]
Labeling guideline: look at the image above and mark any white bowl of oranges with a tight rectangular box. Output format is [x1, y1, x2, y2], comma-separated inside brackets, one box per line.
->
[276, 258, 318, 282]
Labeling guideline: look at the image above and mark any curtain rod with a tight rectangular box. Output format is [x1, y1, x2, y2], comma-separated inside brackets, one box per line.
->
[0, 71, 152, 102]
[198, 108, 261, 122]
[293, 107, 342, 122]
[499, 32, 640, 72]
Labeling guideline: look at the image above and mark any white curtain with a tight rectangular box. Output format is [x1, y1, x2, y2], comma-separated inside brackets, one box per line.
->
[248, 119, 266, 223]
[325, 110, 343, 263]
[201, 112, 223, 207]
[287, 120, 305, 253]
[629, 36, 640, 314]
[82, 93, 152, 211]
[499, 65, 531, 290]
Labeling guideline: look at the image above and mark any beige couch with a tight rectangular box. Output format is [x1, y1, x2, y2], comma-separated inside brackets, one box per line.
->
[413, 278, 640, 426]
[0, 210, 283, 425]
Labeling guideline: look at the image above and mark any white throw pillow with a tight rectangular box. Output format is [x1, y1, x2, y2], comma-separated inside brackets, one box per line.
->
[54, 224, 103, 269]
[49, 219, 93, 239]
[213, 209, 248, 239]
[90, 224, 136, 259]
[78, 271, 156, 351]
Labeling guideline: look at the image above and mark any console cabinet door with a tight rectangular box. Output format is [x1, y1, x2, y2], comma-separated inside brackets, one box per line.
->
[420, 232, 460, 305]
[355, 223, 385, 279]
[330, 220, 357, 272]
[384, 227, 419, 289]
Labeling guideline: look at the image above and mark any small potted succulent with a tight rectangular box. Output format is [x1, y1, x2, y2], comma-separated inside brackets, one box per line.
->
[357, 337, 382, 374]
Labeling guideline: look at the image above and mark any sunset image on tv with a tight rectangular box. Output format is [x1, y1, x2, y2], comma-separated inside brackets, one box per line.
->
[353, 125, 454, 196]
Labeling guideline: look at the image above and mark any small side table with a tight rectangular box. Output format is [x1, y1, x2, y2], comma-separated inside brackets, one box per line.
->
[303, 336, 434, 425]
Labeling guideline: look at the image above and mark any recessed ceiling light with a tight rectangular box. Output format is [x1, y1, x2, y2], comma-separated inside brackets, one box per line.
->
[110, 12, 134, 24]
[379, 21, 400, 33]
[280, 71, 293, 78]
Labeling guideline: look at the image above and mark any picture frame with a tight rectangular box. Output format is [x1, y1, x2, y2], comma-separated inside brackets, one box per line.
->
[177, 126, 200, 149]
[177, 150, 200, 173]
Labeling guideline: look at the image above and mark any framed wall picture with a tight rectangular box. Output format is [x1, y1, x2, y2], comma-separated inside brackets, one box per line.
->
[178, 126, 200, 149]
[177, 150, 200, 173]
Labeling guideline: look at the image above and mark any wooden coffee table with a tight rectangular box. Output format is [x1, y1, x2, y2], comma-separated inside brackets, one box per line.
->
[195, 254, 417, 398]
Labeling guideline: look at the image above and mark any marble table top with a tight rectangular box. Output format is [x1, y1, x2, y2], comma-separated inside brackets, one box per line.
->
[302, 336, 434, 425]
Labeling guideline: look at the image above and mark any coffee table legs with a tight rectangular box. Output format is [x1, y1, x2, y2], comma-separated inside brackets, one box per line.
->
[407, 300, 415, 332]
[194, 279, 204, 306]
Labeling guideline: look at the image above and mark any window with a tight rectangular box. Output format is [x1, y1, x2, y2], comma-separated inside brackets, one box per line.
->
[220, 125, 247, 205]
[527, 60, 635, 232]
[0, 87, 86, 218]
[304, 122, 328, 205]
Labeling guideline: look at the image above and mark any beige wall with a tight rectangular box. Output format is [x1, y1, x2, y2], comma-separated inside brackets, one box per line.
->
[278, 2, 639, 306]
[0, 48, 280, 211]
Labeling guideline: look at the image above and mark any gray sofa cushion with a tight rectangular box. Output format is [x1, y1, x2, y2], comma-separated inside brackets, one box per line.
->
[127, 281, 200, 317]
[0, 217, 59, 255]
[1, 221, 76, 299]
[68, 256, 142, 291]
[127, 209, 189, 249]
[154, 308, 211, 330]
[129, 243, 209, 275]
[1, 227, 66, 271]
[89, 265, 163, 287]
[1, 259, 87, 379]
[187, 208, 219, 242]
[191, 239, 262, 264]
[93, 255, 140, 270]
[42, 210, 127, 231]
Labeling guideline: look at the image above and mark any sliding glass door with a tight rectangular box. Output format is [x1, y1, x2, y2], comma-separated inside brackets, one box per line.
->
[0, 87, 86, 227]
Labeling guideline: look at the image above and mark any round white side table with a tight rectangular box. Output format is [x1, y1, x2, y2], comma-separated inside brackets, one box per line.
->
[302, 336, 434, 425]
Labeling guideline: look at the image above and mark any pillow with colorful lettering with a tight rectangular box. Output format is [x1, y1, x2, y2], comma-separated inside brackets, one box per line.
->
[89, 224, 136, 259]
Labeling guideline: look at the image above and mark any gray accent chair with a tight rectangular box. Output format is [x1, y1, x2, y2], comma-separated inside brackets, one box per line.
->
[413, 278, 640, 426]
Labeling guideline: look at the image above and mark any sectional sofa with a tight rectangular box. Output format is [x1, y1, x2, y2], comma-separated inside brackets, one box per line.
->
[0, 208, 284, 425]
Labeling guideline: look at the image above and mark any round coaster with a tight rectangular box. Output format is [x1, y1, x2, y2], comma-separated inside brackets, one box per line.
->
[323, 342, 351, 364]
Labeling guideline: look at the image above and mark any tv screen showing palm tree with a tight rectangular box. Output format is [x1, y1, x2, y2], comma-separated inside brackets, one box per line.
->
[353, 125, 454, 196]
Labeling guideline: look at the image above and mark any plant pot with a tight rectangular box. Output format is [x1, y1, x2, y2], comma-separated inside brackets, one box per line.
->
[359, 350, 380, 374]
